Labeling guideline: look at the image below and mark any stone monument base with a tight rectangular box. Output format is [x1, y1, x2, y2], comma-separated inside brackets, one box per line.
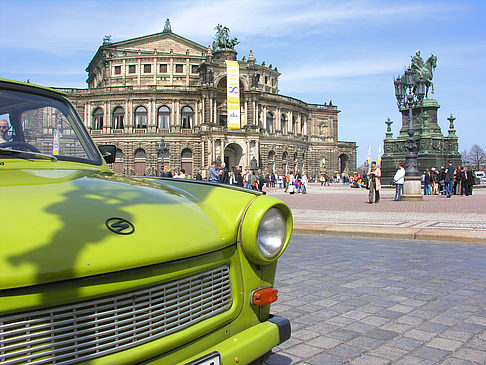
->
[402, 175, 423, 201]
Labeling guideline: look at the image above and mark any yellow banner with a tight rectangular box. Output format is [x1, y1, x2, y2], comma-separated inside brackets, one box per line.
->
[225, 60, 240, 129]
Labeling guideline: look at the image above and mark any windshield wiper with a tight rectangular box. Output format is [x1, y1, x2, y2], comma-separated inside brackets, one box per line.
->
[0, 148, 58, 161]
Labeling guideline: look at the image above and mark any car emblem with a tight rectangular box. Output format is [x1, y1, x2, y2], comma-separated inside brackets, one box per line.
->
[106, 218, 135, 235]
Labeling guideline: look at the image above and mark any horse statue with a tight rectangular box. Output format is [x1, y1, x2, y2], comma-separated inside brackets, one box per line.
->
[410, 51, 437, 97]
[212, 24, 239, 52]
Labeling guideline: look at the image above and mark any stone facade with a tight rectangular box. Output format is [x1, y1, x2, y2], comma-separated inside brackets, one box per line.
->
[64, 27, 356, 178]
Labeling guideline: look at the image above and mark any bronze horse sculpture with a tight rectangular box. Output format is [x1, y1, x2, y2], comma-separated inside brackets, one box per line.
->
[408, 51, 437, 97]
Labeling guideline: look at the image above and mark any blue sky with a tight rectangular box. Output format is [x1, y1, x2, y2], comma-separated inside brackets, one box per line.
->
[1, 0, 485, 165]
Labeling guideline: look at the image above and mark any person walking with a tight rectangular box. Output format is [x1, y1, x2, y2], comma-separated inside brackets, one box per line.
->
[367, 161, 381, 203]
[195, 169, 203, 181]
[393, 162, 405, 201]
[301, 173, 308, 194]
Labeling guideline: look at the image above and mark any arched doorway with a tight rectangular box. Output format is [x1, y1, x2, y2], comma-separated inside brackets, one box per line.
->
[338, 154, 349, 174]
[181, 148, 193, 176]
[224, 143, 243, 171]
[134, 148, 146, 176]
[113, 148, 124, 173]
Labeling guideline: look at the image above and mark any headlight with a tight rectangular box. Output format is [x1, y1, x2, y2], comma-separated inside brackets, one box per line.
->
[257, 208, 287, 258]
[239, 197, 292, 265]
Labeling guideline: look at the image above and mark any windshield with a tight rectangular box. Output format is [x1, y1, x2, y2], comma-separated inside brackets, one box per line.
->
[0, 87, 101, 164]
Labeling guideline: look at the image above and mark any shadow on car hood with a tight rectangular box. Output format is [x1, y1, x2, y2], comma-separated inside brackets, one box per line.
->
[0, 169, 256, 290]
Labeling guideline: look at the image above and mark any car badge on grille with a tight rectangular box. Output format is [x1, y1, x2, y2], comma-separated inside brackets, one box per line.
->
[106, 217, 135, 235]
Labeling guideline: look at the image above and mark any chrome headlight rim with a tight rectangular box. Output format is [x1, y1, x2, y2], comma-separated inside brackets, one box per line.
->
[239, 198, 292, 265]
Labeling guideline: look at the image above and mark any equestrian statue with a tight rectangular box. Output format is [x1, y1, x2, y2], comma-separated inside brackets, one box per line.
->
[409, 50, 437, 97]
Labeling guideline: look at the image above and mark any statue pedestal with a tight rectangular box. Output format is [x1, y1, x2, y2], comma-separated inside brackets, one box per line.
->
[401, 175, 423, 201]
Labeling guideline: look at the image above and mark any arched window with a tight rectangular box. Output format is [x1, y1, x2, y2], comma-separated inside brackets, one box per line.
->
[158, 106, 170, 129]
[134, 148, 146, 158]
[135, 106, 147, 129]
[93, 107, 103, 130]
[181, 148, 193, 159]
[292, 116, 297, 134]
[266, 112, 273, 133]
[280, 114, 286, 134]
[282, 152, 288, 161]
[181, 106, 193, 129]
[112, 107, 124, 129]
[268, 151, 275, 160]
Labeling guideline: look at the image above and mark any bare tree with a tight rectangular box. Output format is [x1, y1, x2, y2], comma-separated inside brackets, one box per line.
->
[466, 144, 486, 170]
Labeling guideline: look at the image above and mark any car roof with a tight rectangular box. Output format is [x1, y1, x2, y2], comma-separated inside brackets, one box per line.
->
[0, 78, 67, 97]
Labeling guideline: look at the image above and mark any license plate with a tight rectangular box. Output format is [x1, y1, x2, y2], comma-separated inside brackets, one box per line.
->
[187, 352, 221, 365]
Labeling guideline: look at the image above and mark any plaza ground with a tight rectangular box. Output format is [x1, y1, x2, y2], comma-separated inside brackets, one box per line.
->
[268, 234, 486, 364]
[266, 183, 486, 243]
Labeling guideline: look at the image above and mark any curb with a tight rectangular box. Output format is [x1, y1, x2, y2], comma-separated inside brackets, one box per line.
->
[293, 224, 486, 243]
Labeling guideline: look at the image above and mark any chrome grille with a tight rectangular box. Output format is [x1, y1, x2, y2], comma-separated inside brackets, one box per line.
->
[0, 265, 232, 364]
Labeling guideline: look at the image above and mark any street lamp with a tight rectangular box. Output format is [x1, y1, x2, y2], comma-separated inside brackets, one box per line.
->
[394, 69, 427, 201]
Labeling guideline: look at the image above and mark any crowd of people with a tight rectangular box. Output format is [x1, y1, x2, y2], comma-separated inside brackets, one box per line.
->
[421, 162, 476, 197]
[158, 159, 479, 200]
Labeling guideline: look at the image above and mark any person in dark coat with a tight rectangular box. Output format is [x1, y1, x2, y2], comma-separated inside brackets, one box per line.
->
[219, 162, 229, 184]
[195, 169, 203, 181]
[234, 166, 244, 187]
[464, 166, 475, 196]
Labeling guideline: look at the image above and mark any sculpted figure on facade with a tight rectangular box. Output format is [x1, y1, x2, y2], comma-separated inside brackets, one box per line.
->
[212, 24, 239, 52]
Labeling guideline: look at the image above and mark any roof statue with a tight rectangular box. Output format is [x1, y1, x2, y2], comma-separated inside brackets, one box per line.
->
[102, 35, 112, 44]
[163, 18, 172, 33]
[212, 24, 239, 52]
[410, 50, 437, 96]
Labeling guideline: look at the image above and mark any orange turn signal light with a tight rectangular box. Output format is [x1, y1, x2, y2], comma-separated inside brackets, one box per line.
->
[252, 287, 278, 306]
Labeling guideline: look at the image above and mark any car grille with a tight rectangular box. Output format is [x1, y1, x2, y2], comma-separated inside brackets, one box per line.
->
[0, 265, 232, 364]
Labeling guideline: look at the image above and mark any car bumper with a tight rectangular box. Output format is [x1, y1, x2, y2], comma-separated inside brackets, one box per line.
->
[183, 316, 291, 365]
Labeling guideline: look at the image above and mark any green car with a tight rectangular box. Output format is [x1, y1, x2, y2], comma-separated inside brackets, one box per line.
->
[0, 79, 292, 364]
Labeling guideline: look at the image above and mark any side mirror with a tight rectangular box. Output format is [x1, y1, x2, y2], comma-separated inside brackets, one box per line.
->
[98, 144, 116, 164]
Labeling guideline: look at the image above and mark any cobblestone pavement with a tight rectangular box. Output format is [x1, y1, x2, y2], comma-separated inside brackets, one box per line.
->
[267, 234, 486, 365]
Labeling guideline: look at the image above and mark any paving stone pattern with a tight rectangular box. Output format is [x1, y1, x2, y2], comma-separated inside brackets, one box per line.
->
[267, 234, 486, 364]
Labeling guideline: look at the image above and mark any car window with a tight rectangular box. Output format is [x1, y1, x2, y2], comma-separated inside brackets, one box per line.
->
[0, 88, 100, 164]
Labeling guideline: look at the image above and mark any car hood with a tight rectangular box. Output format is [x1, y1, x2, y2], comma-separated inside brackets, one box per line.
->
[0, 169, 257, 290]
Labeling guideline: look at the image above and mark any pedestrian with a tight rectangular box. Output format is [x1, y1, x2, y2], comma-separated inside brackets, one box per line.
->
[444, 161, 454, 198]
[301, 173, 308, 194]
[195, 169, 203, 181]
[464, 166, 475, 196]
[235, 166, 244, 187]
[367, 161, 381, 203]
[284, 172, 290, 192]
[256, 169, 265, 191]
[208, 161, 219, 182]
[219, 162, 229, 184]
[244, 170, 251, 189]
[424, 169, 432, 195]
[393, 162, 405, 201]
[250, 171, 257, 190]
[431, 167, 439, 195]
[160, 165, 172, 177]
